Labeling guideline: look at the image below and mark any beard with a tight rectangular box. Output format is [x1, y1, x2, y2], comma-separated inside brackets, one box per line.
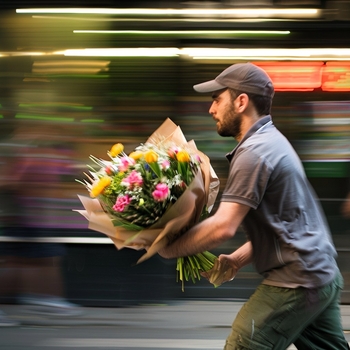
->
[216, 105, 242, 139]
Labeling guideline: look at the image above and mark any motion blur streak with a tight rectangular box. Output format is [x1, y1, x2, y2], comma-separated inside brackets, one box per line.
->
[16, 7, 320, 19]
[36, 338, 224, 348]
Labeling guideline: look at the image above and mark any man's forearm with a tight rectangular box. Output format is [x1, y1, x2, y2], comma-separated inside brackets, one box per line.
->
[228, 241, 253, 270]
[160, 215, 231, 259]
[159, 201, 251, 259]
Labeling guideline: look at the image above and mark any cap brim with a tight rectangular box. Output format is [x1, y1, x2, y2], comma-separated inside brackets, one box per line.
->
[193, 79, 227, 93]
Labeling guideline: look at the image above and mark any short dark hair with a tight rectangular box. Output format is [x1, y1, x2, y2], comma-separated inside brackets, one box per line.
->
[228, 88, 272, 116]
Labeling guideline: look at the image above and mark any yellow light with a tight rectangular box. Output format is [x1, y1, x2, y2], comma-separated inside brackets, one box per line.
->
[33, 60, 110, 67]
[2, 47, 350, 61]
[16, 7, 320, 18]
[0, 52, 48, 57]
[73, 30, 290, 36]
[28, 15, 309, 24]
[32, 60, 110, 74]
[55, 48, 181, 57]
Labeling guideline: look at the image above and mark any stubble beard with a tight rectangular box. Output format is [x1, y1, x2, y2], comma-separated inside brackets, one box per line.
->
[217, 106, 242, 139]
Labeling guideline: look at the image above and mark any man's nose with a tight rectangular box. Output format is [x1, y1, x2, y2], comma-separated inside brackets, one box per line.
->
[209, 102, 215, 115]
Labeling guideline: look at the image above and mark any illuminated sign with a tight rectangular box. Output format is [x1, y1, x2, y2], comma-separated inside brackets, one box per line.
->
[321, 62, 350, 91]
[254, 62, 350, 91]
[255, 62, 323, 91]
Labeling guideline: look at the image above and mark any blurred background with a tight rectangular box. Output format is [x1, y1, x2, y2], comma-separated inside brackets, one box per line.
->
[0, 0, 349, 309]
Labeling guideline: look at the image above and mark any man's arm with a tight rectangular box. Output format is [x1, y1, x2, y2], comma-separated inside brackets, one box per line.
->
[224, 240, 253, 269]
[159, 201, 251, 259]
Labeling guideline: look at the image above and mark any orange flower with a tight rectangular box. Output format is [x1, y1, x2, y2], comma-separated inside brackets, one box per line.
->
[129, 151, 143, 160]
[144, 150, 158, 163]
[176, 150, 190, 162]
[109, 143, 124, 157]
[90, 176, 112, 198]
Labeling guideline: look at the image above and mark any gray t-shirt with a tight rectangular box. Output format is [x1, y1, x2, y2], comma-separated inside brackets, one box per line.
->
[221, 115, 338, 288]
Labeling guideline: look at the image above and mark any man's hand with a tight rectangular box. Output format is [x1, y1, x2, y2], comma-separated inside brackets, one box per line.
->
[201, 254, 238, 287]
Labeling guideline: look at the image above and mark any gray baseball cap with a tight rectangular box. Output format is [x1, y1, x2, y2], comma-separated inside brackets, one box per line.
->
[193, 62, 274, 99]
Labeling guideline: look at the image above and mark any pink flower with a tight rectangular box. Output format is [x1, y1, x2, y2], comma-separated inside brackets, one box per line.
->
[118, 156, 135, 172]
[160, 159, 170, 170]
[152, 183, 169, 202]
[113, 195, 131, 212]
[121, 170, 143, 189]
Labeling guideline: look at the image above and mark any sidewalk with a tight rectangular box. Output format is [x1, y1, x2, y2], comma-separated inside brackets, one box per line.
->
[1, 300, 350, 330]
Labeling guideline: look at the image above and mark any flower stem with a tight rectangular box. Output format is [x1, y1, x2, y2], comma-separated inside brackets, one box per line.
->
[176, 251, 217, 291]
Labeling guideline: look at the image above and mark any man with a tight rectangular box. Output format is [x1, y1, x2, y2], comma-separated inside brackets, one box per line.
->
[159, 63, 349, 349]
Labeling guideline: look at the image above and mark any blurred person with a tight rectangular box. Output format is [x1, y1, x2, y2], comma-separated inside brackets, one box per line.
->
[0, 124, 81, 325]
[159, 63, 349, 349]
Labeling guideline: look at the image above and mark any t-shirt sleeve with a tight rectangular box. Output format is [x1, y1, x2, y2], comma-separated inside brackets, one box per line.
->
[221, 148, 274, 209]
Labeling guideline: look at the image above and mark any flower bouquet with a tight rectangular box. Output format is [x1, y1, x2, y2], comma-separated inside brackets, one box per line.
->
[75, 118, 220, 290]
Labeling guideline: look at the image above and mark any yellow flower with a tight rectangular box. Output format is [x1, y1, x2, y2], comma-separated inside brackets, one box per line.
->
[129, 151, 143, 160]
[90, 176, 112, 198]
[109, 143, 124, 157]
[176, 150, 190, 162]
[144, 150, 158, 163]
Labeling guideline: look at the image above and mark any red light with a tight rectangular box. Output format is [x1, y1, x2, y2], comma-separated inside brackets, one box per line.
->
[254, 62, 323, 91]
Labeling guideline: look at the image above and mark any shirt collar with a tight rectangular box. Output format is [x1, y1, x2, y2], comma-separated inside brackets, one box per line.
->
[226, 115, 272, 162]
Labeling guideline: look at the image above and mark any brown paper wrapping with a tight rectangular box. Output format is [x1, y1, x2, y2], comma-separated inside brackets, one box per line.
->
[74, 118, 220, 264]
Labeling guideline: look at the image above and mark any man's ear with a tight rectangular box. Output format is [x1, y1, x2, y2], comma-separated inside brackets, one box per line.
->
[236, 93, 249, 112]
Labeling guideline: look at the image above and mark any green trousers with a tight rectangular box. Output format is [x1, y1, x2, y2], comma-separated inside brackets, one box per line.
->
[224, 271, 349, 349]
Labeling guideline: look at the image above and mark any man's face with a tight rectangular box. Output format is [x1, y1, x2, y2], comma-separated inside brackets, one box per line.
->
[209, 89, 242, 139]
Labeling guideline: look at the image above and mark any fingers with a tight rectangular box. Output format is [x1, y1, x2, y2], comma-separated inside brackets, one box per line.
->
[201, 256, 237, 287]
[222, 266, 235, 282]
[208, 259, 235, 287]
[207, 259, 222, 285]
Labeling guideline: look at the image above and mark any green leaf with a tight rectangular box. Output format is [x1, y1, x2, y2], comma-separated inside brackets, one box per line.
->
[148, 162, 162, 178]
